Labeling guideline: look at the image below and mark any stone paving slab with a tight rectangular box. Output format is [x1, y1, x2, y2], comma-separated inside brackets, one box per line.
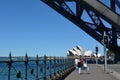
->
[65, 64, 118, 80]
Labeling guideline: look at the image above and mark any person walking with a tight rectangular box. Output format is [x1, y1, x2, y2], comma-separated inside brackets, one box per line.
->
[74, 58, 79, 70]
[77, 58, 83, 74]
[83, 60, 89, 72]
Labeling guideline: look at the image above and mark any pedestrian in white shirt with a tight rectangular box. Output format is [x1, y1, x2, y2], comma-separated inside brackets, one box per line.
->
[74, 58, 79, 70]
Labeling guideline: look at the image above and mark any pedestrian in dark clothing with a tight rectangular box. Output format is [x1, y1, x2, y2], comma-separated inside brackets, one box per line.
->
[77, 58, 84, 74]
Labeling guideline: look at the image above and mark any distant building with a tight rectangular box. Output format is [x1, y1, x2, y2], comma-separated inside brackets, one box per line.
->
[84, 50, 92, 57]
[67, 45, 102, 58]
[93, 53, 102, 58]
[67, 45, 84, 56]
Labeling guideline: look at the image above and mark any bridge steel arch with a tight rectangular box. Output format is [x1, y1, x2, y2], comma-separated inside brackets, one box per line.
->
[41, 0, 120, 63]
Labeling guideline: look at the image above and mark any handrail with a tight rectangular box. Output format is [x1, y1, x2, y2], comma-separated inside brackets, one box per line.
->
[0, 54, 75, 80]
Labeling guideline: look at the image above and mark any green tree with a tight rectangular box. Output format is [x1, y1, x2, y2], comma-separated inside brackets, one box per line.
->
[107, 50, 115, 60]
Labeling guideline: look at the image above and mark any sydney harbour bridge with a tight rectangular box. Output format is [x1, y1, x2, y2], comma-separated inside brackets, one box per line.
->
[41, 0, 120, 63]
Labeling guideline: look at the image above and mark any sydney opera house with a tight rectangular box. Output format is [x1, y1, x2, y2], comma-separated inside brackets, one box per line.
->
[67, 45, 101, 58]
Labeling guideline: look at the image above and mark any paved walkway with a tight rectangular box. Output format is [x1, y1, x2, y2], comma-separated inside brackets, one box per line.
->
[65, 64, 119, 80]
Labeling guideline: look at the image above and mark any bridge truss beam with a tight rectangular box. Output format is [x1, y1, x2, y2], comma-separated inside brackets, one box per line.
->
[41, 0, 120, 63]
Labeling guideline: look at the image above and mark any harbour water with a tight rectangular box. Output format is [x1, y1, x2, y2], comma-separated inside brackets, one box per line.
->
[0, 59, 48, 80]
[0, 56, 74, 80]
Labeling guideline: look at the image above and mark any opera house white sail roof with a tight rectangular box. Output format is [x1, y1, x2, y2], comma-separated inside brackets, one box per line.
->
[67, 45, 84, 56]
[67, 45, 102, 57]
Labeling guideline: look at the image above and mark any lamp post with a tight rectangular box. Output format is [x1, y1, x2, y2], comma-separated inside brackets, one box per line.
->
[103, 31, 108, 72]
[95, 45, 98, 65]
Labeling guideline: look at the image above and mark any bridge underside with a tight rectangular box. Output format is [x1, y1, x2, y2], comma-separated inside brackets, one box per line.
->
[41, 0, 120, 63]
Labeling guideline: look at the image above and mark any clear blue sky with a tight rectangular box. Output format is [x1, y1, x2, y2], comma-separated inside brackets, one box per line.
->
[0, 0, 117, 57]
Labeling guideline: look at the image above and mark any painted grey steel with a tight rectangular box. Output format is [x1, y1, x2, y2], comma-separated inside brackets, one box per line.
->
[103, 31, 107, 72]
[83, 0, 120, 30]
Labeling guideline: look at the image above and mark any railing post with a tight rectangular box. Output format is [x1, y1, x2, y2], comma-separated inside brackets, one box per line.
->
[24, 53, 28, 80]
[49, 56, 52, 79]
[44, 55, 46, 80]
[60, 57, 62, 72]
[8, 52, 12, 80]
[61, 57, 64, 72]
[53, 56, 56, 76]
[63, 57, 66, 71]
[65, 58, 67, 69]
[57, 57, 60, 72]
[36, 54, 39, 80]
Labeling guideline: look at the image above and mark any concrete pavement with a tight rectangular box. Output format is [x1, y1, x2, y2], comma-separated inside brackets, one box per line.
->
[65, 64, 118, 80]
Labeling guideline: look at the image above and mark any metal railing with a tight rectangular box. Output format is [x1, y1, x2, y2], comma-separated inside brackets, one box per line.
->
[0, 53, 75, 80]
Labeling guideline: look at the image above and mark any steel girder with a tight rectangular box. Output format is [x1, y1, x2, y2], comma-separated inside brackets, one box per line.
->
[41, 0, 120, 63]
